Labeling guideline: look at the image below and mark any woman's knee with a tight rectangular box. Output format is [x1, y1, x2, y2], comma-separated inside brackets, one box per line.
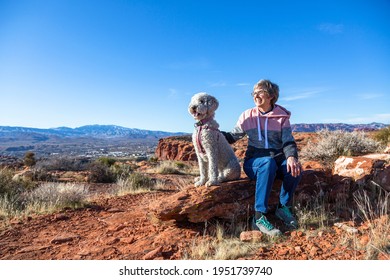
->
[247, 157, 277, 176]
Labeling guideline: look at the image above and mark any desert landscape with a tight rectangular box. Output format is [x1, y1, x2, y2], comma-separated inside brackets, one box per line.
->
[0, 128, 389, 260]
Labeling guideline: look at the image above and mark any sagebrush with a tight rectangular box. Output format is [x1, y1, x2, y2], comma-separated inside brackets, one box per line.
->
[300, 129, 381, 165]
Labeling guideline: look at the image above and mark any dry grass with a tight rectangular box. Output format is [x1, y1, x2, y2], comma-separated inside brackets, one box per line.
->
[0, 182, 89, 222]
[186, 222, 262, 260]
[114, 172, 155, 196]
[153, 161, 199, 176]
[353, 189, 390, 259]
[24, 182, 89, 214]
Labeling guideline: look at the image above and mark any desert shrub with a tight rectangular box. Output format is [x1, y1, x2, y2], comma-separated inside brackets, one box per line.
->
[0, 182, 89, 220]
[156, 161, 183, 174]
[97, 157, 116, 167]
[0, 168, 36, 197]
[154, 161, 194, 175]
[373, 126, 390, 145]
[35, 157, 91, 172]
[115, 172, 155, 195]
[23, 152, 36, 167]
[300, 129, 381, 165]
[87, 161, 116, 183]
[110, 163, 134, 179]
[24, 182, 89, 214]
[0, 168, 20, 196]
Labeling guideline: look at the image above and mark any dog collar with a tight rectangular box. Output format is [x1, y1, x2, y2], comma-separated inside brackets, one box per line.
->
[194, 117, 213, 127]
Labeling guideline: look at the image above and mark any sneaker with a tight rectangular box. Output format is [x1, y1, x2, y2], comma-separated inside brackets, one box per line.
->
[252, 215, 282, 237]
[275, 205, 298, 229]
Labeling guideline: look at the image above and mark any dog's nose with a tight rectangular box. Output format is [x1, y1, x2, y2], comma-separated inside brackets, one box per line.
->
[191, 105, 197, 111]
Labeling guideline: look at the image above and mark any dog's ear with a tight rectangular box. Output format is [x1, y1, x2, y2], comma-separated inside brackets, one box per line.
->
[207, 95, 219, 111]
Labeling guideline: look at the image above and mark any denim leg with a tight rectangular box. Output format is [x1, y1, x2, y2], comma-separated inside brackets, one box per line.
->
[277, 159, 302, 207]
[244, 157, 277, 213]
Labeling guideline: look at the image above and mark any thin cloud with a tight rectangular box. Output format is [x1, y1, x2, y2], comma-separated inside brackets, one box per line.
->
[323, 114, 390, 124]
[317, 23, 344, 34]
[235, 82, 250, 86]
[281, 89, 325, 102]
[358, 93, 383, 100]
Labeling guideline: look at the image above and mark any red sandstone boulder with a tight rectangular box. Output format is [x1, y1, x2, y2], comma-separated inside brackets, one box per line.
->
[151, 179, 256, 223]
[155, 135, 247, 162]
[155, 135, 197, 161]
[332, 154, 390, 188]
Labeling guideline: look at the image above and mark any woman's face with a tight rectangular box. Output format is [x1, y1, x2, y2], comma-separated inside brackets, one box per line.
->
[252, 90, 272, 111]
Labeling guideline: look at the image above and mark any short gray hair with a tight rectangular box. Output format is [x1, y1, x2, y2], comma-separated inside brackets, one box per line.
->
[253, 79, 279, 106]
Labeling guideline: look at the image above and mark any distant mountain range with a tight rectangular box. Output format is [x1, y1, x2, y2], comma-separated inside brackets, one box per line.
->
[0, 123, 387, 158]
[291, 122, 387, 132]
[0, 123, 388, 140]
[0, 125, 185, 139]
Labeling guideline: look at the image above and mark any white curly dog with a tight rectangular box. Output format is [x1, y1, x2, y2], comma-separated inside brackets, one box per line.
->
[188, 92, 241, 187]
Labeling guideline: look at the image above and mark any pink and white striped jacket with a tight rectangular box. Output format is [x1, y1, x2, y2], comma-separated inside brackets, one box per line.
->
[226, 104, 298, 162]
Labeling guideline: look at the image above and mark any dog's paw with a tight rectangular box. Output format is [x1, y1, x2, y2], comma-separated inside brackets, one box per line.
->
[205, 180, 220, 187]
[194, 178, 206, 187]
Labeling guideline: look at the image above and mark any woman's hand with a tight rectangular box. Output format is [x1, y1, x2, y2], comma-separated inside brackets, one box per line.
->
[287, 156, 302, 177]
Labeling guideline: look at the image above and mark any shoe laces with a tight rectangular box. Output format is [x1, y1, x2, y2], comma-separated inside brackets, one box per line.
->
[258, 216, 274, 231]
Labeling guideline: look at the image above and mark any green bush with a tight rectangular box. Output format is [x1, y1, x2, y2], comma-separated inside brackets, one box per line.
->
[97, 157, 116, 167]
[0, 168, 22, 197]
[23, 152, 36, 167]
[87, 162, 116, 183]
[373, 126, 390, 145]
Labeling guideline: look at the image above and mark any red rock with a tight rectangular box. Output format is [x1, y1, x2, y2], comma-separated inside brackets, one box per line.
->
[333, 155, 390, 184]
[240, 231, 263, 242]
[50, 234, 80, 244]
[143, 246, 163, 260]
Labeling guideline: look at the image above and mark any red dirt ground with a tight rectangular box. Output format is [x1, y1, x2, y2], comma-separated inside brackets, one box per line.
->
[0, 173, 388, 260]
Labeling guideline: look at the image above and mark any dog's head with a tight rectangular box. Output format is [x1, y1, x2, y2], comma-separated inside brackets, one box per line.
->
[188, 92, 219, 121]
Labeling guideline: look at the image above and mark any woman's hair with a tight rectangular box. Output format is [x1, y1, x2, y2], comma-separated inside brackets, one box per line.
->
[253, 79, 279, 106]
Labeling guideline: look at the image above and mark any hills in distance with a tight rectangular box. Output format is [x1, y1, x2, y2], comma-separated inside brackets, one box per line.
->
[291, 122, 387, 132]
[0, 124, 185, 139]
[0, 122, 387, 140]
[0, 123, 387, 158]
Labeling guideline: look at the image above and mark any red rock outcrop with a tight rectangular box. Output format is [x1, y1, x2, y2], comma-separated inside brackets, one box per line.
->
[152, 179, 256, 223]
[333, 154, 390, 191]
[155, 132, 315, 162]
[155, 135, 197, 161]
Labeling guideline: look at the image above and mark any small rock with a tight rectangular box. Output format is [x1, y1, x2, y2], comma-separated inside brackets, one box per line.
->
[52, 214, 70, 222]
[278, 248, 289, 256]
[294, 246, 302, 253]
[143, 246, 163, 260]
[310, 246, 319, 256]
[360, 235, 370, 246]
[121, 237, 135, 244]
[50, 234, 80, 244]
[239, 231, 263, 242]
[107, 208, 124, 213]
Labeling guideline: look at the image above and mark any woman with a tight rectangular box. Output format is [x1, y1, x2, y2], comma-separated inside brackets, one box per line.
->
[223, 79, 302, 236]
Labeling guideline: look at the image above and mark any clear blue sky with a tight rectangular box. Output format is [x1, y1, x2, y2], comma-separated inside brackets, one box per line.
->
[1, 0, 389, 133]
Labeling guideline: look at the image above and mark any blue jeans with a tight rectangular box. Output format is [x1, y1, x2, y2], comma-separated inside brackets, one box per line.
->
[243, 157, 301, 213]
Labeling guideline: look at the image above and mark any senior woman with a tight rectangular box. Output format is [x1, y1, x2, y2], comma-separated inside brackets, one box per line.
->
[223, 79, 302, 236]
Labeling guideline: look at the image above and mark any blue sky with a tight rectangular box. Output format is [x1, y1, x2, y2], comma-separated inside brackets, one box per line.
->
[0, 0, 389, 133]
